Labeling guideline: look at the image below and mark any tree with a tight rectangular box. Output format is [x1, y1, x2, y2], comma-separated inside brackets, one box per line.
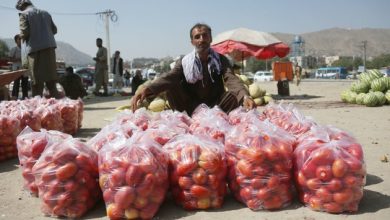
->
[367, 54, 390, 69]
[0, 40, 9, 58]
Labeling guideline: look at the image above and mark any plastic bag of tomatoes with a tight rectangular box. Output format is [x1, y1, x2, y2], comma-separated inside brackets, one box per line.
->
[154, 110, 193, 127]
[190, 109, 231, 144]
[114, 108, 152, 131]
[98, 132, 169, 220]
[228, 106, 265, 125]
[145, 122, 189, 146]
[32, 138, 100, 218]
[294, 125, 366, 213]
[225, 121, 295, 210]
[87, 121, 140, 152]
[164, 133, 227, 210]
[191, 104, 229, 122]
[34, 104, 64, 132]
[10, 105, 42, 131]
[0, 115, 21, 161]
[263, 102, 315, 138]
[58, 99, 79, 135]
[17, 127, 71, 196]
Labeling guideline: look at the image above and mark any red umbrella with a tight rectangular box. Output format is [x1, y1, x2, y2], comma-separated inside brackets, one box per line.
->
[211, 28, 290, 61]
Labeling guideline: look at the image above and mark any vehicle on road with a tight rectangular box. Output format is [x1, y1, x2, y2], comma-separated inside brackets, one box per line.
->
[254, 71, 273, 82]
[315, 67, 348, 79]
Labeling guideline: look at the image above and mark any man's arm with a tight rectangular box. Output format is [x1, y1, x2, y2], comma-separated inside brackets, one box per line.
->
[50, 15, 57, 35]
[131, 60, 183, 111]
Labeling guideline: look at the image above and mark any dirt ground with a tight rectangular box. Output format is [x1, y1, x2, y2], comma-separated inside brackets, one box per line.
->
[0, 79, 389, 220]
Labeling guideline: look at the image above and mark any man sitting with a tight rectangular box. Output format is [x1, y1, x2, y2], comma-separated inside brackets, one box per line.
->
[59, 67, 87, 100]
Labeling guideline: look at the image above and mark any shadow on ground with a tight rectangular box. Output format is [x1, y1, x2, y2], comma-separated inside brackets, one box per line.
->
[74, 128, 101, 141]
[0, 158, 19, 173]
[365, 173, 384, 186]
[271, 94, 323, 100]
[355, 189, 390, 213]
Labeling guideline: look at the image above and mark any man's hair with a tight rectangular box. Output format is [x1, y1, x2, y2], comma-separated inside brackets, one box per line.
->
[96, 38, 102, 42]
[14, 34, 20, 42]
[190, 23, 212, 40]
[65, 66, 74, 74]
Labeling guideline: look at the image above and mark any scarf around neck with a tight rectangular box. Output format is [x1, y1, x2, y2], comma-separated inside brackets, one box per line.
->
[182, 48, 221, 84]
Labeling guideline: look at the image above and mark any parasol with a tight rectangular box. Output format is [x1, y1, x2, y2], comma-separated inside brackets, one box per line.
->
[211, 28, 290, 61]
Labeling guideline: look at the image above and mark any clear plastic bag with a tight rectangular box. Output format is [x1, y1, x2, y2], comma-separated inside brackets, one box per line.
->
[225, 121, 295, 210]
[114, 108, 152, 131]
[17, 127, 71, 196]
[98, 132, 168, 219]
[32, 138, 100, 218]
[228, 106, 265, 125]
[294, 125, 366, 213]
[58, 98, 79, 135]
[164, 133, 227, 210]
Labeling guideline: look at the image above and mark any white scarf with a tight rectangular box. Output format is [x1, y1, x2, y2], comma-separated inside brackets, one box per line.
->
[182, 48, 221, 84]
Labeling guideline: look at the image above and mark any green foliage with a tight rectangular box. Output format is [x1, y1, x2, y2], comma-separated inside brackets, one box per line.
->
[368, 54, 390, 69]
[0, 39, 9, 58]
[331, 56, 363, 71]
[245, 57, 287, 73]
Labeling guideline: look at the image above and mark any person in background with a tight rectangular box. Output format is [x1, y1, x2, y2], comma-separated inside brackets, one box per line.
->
[294, 63, 302, 86]
[16, 0, 60, 98]
[59, 67, 87, 100]
[124, 70, 131, 87]
[131, 69, 144, 95]
[131, 23, 255, 115]
[9, 34, 29, 99]
[93, 38, 108, 96]
[111, 50, 123, 93]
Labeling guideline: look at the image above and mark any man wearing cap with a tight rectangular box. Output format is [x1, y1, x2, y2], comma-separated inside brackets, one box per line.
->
[16, 0, 60, 98]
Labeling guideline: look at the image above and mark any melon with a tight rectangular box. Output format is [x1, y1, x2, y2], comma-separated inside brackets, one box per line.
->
[148, 98, 166, 112]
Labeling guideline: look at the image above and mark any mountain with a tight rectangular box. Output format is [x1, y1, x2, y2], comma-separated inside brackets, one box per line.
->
[2, 28, 390, 63]
[272, 28, 390, 58]
[1, 38, 93, 66]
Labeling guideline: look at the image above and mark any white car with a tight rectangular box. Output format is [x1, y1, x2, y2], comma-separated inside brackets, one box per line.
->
[253, 71, 273, 82]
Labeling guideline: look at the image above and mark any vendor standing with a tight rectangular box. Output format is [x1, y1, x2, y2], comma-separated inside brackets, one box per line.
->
[131, 23, 255, 115]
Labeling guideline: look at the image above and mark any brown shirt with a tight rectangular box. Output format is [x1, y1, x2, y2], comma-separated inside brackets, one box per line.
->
[148, 54, 248, 108]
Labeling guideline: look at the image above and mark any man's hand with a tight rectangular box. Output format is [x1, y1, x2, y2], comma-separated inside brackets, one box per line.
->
[93, 57, 97, 61]
[243, 95, 255, 110]
[131, 87, 153, 112]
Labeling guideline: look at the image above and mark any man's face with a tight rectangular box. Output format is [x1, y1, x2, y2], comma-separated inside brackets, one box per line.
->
[191, 27, 212, 54]
[96, 40, 102, 47]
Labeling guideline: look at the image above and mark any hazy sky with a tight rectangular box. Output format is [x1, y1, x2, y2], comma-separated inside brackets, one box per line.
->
[1, 0, 389, 60]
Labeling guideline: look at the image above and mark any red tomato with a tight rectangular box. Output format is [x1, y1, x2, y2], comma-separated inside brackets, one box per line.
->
[311, 148, 334, 166]
[56, 162, 78, 181]
[315, 165, 333, 181]
[309, 196, 323, 211]
[207, 174, 218, 189]
[109, 168, 126, 188]
[140, 203, 159, 219]
[236, 160, 253, 177]
[250, 178, 264, 189]
[106, 203, 123, 220]
[197, 198, 211, 209]
[345, 143, 364, 160]
[332, 159, 348, 178]
[64, 180, 78, 192]
[176, 162, 197, 176]
[306, 178, 321, 191]
[57, 192, 73, 208]
[256, 187, 271, 200]
[150, 186, 166, 204]
[343, 175, 362, 187]
[103, 188, 115, 203]
[137, 174, 155, 196]
[114, 186, 135, 209]
[190, 185, 210, 199]
[327, 178, 343, 192]
[178, 176, 193, 190]
[192, 168, 207, 185]
[333, 188, 353, 204]
[267, 176, 281, 189]
[315, 187, 333, 203]
[239, 187, 253, 201]
[297, 171, 307, 186]
[124, 208, 139, 219]
[125, 166, 143, 186]
[301, 162, 317, 178]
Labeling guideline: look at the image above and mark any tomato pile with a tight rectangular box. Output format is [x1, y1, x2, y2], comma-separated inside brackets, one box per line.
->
[0, 98, 84, 161]
[225, 121, 295, 210]
[98, 133, 168, 219]
[263, 103, 315, 139]
[293, 126, 366, 213]
[165, 134, 227, 210]
[32, 138, 100, 218]
[0, 115, 21, 161]
[17, 128, 71, 196]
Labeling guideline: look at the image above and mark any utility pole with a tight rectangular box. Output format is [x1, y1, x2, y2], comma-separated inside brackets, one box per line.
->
[96, 10, 118, 75]
[362, 40, 367, 72]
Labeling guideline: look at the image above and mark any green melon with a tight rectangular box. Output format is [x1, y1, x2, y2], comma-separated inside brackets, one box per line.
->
[374, 91, 387, 106]
[363, 92, 379, 107]
[356, 93, 366, 105]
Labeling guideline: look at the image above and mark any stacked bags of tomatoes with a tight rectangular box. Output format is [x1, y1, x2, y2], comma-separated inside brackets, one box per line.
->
[0, 115, 21, 161]
[17, 127, 71, 196]
[32, 138, 100, 218]
[293, 125, 366, 213]
[225, 119, 296, 210]
[165, 134, 227, 210]
[98, 132, 169, 219]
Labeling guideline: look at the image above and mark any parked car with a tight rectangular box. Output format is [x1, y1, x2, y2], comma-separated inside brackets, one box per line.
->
[253, 71, 273, 82]
[74, 67, 95, 89]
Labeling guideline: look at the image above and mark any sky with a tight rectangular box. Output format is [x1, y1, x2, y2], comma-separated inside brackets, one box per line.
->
[1, 0, 390, 61]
